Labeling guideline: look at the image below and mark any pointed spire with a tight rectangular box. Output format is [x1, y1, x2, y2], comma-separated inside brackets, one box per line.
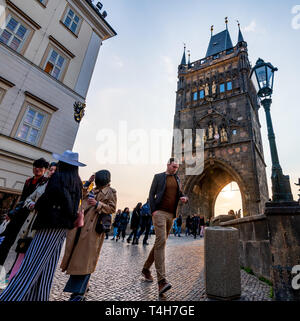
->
[237, 20, 245, 43]
[187, 50, 191, 68]
[211, 25, 214, 36]
[180, 43, 186, 65]
[225, 17, 229, 50]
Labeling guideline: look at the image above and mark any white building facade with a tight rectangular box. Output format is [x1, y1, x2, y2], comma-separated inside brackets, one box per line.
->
[0, 0, 116, 214]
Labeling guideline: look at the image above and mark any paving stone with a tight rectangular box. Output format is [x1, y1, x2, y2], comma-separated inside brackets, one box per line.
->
[48, 234, 272, 301]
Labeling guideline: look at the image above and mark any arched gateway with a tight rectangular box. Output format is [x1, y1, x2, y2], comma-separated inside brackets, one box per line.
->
[173, 23, 269, 220]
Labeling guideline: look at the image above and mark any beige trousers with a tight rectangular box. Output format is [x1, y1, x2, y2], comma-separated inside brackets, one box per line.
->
[143, 210, 174, 282]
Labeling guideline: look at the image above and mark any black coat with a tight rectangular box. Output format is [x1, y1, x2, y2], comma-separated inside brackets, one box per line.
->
[176, 216, 182, 227]
[113, 213, 121, 227]
[130, 208, 140, 230]
[32, 174, 81, 230]
[149, 172, 184, 216]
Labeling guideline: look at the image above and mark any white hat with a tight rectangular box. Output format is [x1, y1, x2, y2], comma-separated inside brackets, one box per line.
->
[52, 150, 86, 167]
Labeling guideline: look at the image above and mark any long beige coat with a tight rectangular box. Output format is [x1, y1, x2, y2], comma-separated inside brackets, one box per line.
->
[60, 184, 117, 275]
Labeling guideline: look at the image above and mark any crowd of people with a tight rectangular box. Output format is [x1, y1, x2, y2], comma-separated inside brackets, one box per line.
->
[110, 201, 153, 245]
[0, 153, 211, 301]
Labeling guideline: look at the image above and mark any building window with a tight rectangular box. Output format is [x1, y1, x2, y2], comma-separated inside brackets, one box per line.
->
[0, 15, 29, 53]
[199, 89, 204, 99]
[62, 7, 82, 35]
[220, 83, 225, 93]
[213, 54, 219, 60]
[227, 81, 233, 91]
[232, 129, 237, 136]
[43, 48, 67, 81]
[16, 106, 47, 145]
[193, 92, 197, 101]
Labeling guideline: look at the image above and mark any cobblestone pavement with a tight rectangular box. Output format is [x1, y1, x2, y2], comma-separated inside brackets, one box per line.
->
[49, 234, 272, 301]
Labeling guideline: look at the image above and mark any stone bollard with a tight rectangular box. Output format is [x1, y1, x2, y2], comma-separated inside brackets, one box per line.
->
[205, 226, 241, 300]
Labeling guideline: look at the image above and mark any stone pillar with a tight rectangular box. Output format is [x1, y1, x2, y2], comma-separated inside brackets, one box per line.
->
[265, 202, 300, 301]
[205, 226, 241, 300]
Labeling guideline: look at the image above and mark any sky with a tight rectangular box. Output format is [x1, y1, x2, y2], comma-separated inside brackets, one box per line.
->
[73, 0, 300, 214]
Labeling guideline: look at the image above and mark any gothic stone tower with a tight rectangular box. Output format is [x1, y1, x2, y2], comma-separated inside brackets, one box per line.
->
[173, 24, 269, 219]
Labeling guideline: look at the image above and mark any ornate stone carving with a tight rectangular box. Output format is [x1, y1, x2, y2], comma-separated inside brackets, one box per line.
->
[220, 127, 228, 143]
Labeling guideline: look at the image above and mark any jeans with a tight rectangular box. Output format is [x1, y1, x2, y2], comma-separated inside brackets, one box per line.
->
[177, 226, 182, 236]
[143, 211, 174, 282]
[113, 227, 118, 238]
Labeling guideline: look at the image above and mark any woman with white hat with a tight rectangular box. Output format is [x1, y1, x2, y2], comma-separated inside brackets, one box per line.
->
[0, 150, 85, 301]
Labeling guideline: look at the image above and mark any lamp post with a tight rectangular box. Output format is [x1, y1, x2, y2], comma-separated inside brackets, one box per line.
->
[250, 58, 294, 203]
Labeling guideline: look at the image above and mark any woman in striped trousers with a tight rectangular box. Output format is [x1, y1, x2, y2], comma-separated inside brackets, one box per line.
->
[0, 150, 85, 301]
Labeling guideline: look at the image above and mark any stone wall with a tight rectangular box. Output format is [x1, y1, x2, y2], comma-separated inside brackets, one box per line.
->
[220, 214, 271, 280]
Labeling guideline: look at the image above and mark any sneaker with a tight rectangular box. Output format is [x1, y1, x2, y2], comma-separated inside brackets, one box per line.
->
[127, 238, 131, 243]
[158, 279, 172, 295]
[141, 268, 153, 282]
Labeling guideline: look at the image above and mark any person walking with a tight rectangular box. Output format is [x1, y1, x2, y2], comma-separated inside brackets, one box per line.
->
[191, 214, 198, 239]
[196, 215, 200, 236]
[111, 209, 121, 240]
[127, 203, 142, 245]
[0, 150, 85, 301]
[172, 219, 178, 236]
[141, 158, 188, 295]
[176, 215, 182, 237]
[185, 215, 192, 236]
[199, 215, 205, 238]
[60, 170, 117, 301]
[205, 217, 210, 227]
[4, 163, 57, 285]
[136, 200, 152, 245]
[0, 158, 49, 271]
[116, 208, 130, 242]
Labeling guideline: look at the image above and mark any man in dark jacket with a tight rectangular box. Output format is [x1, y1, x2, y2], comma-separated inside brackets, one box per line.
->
[137, 200, 152, 245]
[176, 215, 182, 237]
[0, 158, 49, 266]
[116, 208, 130, 242]
[127, 203, 142, 244]
[141, 158, 188, 295]
[185, 215, 192, 236]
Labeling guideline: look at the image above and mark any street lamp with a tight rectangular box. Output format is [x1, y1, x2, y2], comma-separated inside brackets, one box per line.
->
[250, 58, 294, 203]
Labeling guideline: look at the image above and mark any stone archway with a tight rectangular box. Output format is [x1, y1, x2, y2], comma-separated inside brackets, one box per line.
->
[178, 159, 250, 220]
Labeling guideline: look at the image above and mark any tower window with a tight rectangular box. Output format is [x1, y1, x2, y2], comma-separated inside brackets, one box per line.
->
[213, 54, 219, 60]
[193, 92, 197, 101]
[199, 90, 204, 99]
[220, 83, 225, 93]
[227, 81, 233, 91]
[232, 129, 237, 135]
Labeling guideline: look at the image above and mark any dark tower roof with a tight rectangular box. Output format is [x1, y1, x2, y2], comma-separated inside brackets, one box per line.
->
[180, 45, 186, 65]
[205, 29, 233, 58]
[237, 24, 245, 43]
